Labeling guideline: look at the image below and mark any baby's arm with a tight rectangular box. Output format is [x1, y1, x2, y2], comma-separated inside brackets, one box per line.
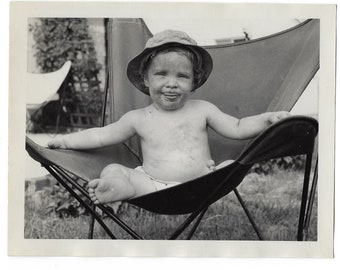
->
[235, 111, 290, 139]
[48, 110, 138, 149]
[205, 102, 290, 140]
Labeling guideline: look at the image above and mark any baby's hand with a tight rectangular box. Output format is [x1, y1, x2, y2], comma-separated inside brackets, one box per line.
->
[207, 159, 216, 172]
[202, 160, 216, 175]
[268, 111, 290, 124]
[47, 137, 67, 149]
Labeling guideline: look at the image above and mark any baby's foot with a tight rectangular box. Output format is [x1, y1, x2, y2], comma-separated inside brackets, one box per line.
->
[88, 179, 101, 204]
[88, 177, 135, 204]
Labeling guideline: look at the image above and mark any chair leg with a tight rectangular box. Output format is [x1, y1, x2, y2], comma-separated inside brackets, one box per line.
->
[303, 157, 318, 239]
[234, 189, 263, 240]
[50, 165, 143, 239]
[185, 207, 209, 240]
[88, 207, 96, 239]
[297, 153, 313, 241]
[99, 205, 143, 239]
[169, 210, 204, 240]
[44, 165, 117, 239]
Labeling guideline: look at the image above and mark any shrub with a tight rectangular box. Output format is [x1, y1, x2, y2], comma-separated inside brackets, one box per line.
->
[29, 18, 104, 130]
[41, 179, 90, 218]
[250, 155, 306, 175]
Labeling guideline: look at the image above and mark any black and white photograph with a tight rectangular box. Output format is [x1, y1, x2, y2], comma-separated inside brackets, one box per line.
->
[7, 1, 336, 258]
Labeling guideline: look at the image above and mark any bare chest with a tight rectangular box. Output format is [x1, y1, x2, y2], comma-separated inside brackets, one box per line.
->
[138, 113, 207, 149]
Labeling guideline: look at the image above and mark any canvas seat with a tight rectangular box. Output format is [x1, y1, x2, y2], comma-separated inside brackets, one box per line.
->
[26, 116, 318, 240]
[25, 18, 319, 240]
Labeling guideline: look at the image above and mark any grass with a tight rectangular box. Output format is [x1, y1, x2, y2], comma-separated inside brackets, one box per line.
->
[24, 168, 317, 240]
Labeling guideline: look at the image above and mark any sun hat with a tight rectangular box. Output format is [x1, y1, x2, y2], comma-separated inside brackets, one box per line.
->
[127, 29, 213, 95]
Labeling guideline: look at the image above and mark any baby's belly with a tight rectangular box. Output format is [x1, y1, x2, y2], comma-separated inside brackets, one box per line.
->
[142, 150, 211, 183]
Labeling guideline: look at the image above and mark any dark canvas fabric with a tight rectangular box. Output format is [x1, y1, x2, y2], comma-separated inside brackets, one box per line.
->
[107, 19, 319, 163]
[25, 19, 319, 217]
[26, 116, 319, 214]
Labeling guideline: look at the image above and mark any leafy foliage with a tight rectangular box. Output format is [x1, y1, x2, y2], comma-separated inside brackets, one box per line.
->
[29, 18, 104, 130]
[33, 176, 120, 219]
[42, 179, 90, 218]
[29, 18, 101, 75]
[250, 156, 306, 175]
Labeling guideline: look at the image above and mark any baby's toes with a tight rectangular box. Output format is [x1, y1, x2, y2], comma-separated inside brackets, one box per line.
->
[89, 192, 96, 199]
[88, 179, 99, 189]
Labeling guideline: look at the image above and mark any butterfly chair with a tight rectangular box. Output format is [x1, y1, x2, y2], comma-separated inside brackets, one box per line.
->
[26, 60, 72, 133]
[26, 18, 319, 240]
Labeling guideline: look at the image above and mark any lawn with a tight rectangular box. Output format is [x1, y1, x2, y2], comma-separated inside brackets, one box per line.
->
[24, 165, 317, 240]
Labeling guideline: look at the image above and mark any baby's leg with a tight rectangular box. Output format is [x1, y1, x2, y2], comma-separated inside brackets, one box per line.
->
[88, 164, 157, 204]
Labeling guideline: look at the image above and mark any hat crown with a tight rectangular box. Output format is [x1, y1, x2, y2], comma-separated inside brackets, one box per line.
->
[145, 29, 198, 48]
[127, 29, 213, 95]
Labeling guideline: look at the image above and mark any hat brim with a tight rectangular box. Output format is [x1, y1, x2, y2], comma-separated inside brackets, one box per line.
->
[127, 42, 213, 95]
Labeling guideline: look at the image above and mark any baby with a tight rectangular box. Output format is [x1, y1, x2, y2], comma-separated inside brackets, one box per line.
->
[48, 30, 290, 204]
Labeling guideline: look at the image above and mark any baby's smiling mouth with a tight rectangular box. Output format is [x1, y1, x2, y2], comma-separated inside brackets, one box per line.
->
[162, 92, 179, 101]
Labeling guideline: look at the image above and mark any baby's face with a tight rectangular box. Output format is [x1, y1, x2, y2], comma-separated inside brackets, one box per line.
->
[144, 51, 194, 111]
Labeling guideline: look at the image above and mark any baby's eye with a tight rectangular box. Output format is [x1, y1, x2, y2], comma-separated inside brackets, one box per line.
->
[178, 73, 191, 79]
[154, 71, 166, 76]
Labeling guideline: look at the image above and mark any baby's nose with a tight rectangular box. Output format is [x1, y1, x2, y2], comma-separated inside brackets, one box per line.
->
[165, 77, 178, 88]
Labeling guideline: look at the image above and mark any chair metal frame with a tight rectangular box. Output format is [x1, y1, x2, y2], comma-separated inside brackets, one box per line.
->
[25, 18, 319, 240]
[26, 116, 318, 240]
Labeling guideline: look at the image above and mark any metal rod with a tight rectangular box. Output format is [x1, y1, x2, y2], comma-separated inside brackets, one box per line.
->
[169, 164, 247, 240]
[304, 157, 318, 231]
[96, 204, 143, 239]
[55, 86, 64, 134]
[88, 205, 96, 239]
[169, 211, 200, 240]
[51, 165, 142, 239]
[44, 165, 117, 239]
[54, 168, 97, 239]
[234, 188, 263, 240]
[52, 165, 90, 199]
[51, 165, 97, 239]
[100, 66, 109, 127]
[186, 207, 209, 240]
[297, 153, 313, 241]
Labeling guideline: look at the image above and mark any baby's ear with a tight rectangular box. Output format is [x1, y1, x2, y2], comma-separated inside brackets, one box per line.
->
[143, 76, 149, 87]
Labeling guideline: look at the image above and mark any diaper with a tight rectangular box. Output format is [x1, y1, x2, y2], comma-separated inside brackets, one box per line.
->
[135, 166, 180, 191]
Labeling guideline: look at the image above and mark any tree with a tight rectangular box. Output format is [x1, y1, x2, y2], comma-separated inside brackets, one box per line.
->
[29, 18, 104, 131]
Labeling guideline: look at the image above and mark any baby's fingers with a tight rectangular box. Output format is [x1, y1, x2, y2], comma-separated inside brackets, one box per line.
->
[47, 140, 62, 149]
[47, 141, 56, 148]
[280, 111, 291, 118]
[206, 160, 216, 172]
[269, 112, 290, 124]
